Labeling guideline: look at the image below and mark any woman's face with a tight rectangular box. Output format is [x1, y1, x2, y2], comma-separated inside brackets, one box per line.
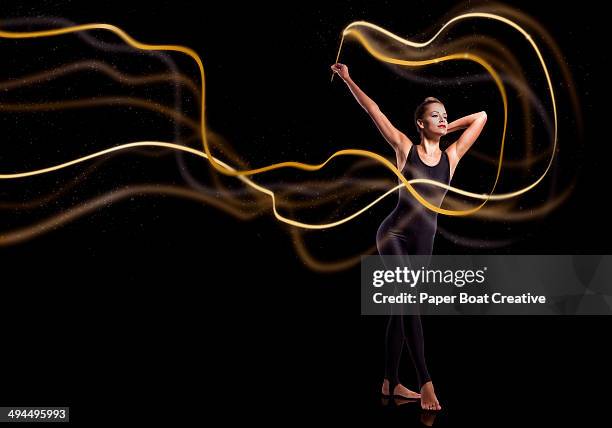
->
[418, 103, 448, 137]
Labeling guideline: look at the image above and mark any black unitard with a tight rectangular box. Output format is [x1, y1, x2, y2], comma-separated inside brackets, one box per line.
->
[376, 143, 450, 392]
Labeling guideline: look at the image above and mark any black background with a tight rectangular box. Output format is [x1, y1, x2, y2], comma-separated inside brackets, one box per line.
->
[0, 0, 609, 425]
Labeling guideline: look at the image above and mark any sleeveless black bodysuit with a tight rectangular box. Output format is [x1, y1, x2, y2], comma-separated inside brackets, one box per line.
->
[376, 143, 450, 392]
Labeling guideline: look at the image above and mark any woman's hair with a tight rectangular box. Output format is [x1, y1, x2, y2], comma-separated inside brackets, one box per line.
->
[414, 96, 443, 133]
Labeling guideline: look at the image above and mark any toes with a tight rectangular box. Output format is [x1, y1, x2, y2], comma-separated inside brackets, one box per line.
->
[421, 401, 441, 411]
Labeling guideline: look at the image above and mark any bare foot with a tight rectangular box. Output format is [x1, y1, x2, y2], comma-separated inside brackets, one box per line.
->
[381, 378, 421, 399]
[420, 381, 441, 411]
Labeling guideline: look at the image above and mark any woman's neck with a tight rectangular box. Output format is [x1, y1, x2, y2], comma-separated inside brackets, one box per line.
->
[419, 135, 441, 155]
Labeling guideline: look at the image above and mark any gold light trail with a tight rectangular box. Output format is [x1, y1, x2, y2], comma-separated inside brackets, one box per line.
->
[0, 12, 557, 226]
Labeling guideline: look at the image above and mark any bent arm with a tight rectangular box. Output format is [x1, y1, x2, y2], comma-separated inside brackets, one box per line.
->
[446, 111, 488, 161]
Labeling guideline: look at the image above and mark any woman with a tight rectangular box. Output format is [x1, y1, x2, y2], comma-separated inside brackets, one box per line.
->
[330, 62, 487, 411]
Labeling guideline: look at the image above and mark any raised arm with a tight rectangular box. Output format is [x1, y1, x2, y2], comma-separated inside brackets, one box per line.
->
[445, 111, 488, 168]
[331, 63, 413, 155]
